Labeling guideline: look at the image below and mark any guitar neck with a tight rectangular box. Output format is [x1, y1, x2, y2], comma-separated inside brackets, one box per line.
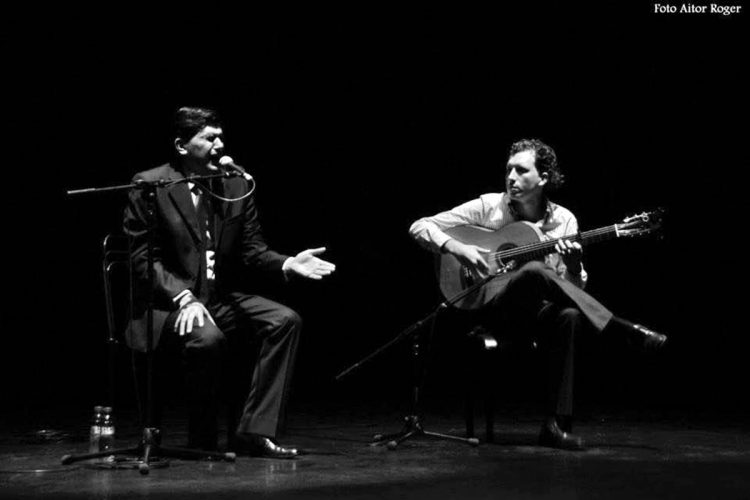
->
[501, 224, 621, 262]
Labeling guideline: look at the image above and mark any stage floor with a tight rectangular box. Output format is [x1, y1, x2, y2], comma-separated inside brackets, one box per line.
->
[1, 402, 749, 499]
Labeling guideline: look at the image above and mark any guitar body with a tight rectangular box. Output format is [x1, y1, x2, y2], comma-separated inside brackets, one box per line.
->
[438, 222, 545, 310]
[434, 209, 662, 310]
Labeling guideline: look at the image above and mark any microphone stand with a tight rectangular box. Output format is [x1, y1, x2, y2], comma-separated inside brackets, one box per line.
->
[335, 271, 506, 450]
[61, 171, 239, 474]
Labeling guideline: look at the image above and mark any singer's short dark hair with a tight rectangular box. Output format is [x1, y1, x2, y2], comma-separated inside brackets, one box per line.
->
[509, 138, 564, 190]
[174, 107, 222, 143]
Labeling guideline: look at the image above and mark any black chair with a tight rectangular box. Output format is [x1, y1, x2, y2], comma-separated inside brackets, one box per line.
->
[102, 233, 132, 411]
[463, 325, 498, 443]
[62, 233, 235, 473]
[100, 233, 165, 429]
[463, 324, 538, 443]
[100, 233, 154, 426]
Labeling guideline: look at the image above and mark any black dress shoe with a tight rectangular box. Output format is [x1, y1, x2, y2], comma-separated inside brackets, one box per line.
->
[608, 317, 667, 351]
[630, 323, 668, 351]
[539, 421, 585, 451]
[233, 433, 298, 459]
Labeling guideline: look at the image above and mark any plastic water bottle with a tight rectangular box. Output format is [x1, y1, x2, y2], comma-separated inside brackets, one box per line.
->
[88, 406, 104, 454]
[100, 407, 115, 454]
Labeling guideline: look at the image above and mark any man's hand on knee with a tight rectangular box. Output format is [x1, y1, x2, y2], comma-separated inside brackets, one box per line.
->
[174, 301, 216, 337]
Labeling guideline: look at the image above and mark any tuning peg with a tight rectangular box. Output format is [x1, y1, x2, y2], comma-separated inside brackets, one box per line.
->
[623, 213, 645, 224]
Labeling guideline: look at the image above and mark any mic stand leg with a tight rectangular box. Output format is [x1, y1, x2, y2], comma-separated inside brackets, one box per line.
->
[336, 273, 501, 451]
[371, 313, 479, 450]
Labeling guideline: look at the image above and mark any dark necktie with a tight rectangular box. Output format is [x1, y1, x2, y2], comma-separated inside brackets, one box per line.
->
[191, 185, 216, 248]
[191, 185, 216, 300]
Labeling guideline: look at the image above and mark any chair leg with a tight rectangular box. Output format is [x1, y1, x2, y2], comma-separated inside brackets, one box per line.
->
[484, 384, 494, 443]
[465, 386, 475, 438]
[482, 349, 495, 443]
[466, 328, 498, 443]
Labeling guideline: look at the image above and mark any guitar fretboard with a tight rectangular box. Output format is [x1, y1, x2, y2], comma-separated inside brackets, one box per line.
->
[495, 225, 621, 262]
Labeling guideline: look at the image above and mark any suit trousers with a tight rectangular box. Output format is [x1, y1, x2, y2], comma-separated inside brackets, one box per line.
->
[163, 292, 301, 449]
[482, 261, 612, 417]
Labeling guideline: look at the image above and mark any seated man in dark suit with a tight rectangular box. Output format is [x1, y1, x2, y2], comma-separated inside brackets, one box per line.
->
[123, 106, 335, 459]
[409, 138, 666, 450]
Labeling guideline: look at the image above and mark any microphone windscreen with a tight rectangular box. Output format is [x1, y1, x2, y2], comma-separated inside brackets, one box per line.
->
[218, 155, 252, 182]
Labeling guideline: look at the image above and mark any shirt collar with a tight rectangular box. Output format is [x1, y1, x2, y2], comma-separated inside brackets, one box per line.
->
[506, 194, 555, 224]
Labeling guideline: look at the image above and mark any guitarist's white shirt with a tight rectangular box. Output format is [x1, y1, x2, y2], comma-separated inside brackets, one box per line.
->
[409, 192, 588, 289]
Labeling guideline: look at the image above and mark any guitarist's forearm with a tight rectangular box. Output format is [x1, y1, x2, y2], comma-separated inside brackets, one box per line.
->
[409, 219, 454, 253]
[441, 238, 460, 255]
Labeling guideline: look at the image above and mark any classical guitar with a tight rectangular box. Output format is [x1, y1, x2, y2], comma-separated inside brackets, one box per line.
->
[437, 210, 663, 310]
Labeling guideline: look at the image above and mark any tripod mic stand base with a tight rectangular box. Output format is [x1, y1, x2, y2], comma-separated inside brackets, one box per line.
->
[61, 427, 236, 475]
[83, 455, 170, 470]
[371, 415, 479, 450]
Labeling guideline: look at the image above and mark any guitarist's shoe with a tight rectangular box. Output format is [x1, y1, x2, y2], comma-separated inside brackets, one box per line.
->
[630, 323, 668, 351]
[539, 420, 585, 451]
[607, 317, 667, 352]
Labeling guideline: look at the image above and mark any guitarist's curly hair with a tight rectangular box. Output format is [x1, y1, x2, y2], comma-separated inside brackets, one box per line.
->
[509, 139, 564, 190]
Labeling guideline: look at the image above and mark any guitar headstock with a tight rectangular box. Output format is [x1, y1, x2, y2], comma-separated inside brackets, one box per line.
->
[616, 208, 664, 238]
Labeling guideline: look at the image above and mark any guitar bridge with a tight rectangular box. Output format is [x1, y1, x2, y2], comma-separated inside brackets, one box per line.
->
[496, 260, 517, 274]
[461, 265, 475, 286]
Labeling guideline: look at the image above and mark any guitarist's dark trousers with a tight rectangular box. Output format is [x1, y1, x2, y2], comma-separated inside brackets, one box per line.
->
[480, 261, 613, 416]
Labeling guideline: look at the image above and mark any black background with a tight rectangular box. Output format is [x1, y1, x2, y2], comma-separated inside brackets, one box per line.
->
[3, 4, 747, 419]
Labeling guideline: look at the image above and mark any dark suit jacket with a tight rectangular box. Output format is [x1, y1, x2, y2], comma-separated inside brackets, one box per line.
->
[123, 163, 289, 351]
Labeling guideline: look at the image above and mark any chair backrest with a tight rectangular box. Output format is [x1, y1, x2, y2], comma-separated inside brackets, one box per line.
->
[102, 233, 131, 343]
[94, 233, 133, 409]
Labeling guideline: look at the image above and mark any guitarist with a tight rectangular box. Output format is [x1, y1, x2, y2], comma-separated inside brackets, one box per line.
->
[409, 138, 666, 451]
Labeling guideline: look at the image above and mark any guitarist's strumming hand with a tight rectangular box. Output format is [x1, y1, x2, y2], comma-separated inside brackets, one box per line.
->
[555, 239, 583, 274]
[442, 239, 491, 278]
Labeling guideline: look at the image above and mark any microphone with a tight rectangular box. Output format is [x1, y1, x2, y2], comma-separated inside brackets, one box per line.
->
[218, 156, 253, 182]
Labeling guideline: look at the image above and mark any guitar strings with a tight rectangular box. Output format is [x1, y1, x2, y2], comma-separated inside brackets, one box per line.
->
[484, 225, 619, 261]
[489, 226, 616, 259]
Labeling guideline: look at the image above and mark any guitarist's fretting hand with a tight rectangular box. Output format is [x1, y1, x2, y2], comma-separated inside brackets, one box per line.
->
[555, 239, 583, 274]
[442, 239, 491, 277]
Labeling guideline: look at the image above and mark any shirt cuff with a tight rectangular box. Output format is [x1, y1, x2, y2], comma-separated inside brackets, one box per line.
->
[432, 232, 453, 253]
[172, 289, 195, 308]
